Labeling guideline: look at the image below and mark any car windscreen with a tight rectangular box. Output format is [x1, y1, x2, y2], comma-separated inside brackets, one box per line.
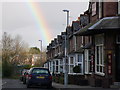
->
[32, 68, 49, 74]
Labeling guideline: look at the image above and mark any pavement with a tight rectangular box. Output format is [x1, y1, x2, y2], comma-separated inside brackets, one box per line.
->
[52, 82, 120, 90]
[52, 82, 94, 88]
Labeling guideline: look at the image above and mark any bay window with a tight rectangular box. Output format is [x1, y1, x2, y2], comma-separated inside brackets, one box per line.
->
[85, 50, 92, 74]
[69, 57, 75, 73]
[95, 34, 104, 76]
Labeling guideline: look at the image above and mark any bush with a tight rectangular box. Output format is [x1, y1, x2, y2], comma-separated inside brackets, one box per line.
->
[2, 60, 13, 77]
[59, 76, 64, 84]
[73, 65, 81, 73]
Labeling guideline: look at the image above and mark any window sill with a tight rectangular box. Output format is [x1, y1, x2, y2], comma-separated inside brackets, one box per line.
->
[85, 72, 92, 75]
[68, 73, 84, 75]
[95, 72, 105, 76]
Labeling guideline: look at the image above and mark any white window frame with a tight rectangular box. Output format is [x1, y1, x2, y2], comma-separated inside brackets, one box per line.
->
[85, 49, 92, 74]
[51, 61, 53, 73]
[76, 54, 83, 74]
[55, 60, 59, 73]
[54, 60, 56, 73]
[95, 44, 105, 76]
[68, 56, 75, 74]
[60, 59, 63, 73]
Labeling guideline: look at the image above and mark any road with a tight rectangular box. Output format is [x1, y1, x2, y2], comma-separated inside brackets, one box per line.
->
[2, 78, 55, 90]
[1, 79, 120, 90]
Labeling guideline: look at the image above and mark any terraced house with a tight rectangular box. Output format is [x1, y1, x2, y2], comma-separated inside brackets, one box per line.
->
[44, 0, 120, 88]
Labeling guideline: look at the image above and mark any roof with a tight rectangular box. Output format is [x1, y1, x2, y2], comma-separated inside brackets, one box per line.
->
[74, 20, 97, 36]
[72, 21, 80, 32]
[75, 16, 120, 36]
[89, 16, 120, 30]
[82, 43, 92, 49]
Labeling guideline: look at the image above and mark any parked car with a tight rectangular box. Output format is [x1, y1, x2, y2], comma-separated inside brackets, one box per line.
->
[26, 67, 52, 88]
[23, 69, 29, 84]
[19, 69, 29, 82]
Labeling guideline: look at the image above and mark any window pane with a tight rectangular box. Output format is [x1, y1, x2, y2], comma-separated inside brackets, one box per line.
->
[97, 46, 99, 64]
[88, 61, 92, 72]
[97, 66, 99, 72]
[78, 54, 82, 62]
[70, 57, 74, 64]
[85, 60, 88, 72]
[70, 65, 74, 73]
[100, 46, 103, 64]
[88, 50, 91, 61]
[32, 69, 49, 74]
[56, 61, 58, 65]
[56, 66, 58, 72]
[78, 64, 82, 73]
[100, 66, 102, 72]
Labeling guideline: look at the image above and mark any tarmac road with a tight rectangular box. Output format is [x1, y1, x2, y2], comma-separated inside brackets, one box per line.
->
[2, 78, 55, 90]
[1, 78, 120, 90]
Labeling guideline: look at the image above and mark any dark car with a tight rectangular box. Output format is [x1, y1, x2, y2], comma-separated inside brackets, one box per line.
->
[26, 67, 52, 88]
[20, 69, 29, 82]
[23, 70, 29, 84]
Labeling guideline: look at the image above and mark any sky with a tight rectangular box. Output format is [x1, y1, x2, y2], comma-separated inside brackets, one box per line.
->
[1, 1, 89, 49]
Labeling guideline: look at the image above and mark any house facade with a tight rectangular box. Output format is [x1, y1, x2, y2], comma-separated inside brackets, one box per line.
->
[76, 1, 120, 87]
[44, 1, 120, 87]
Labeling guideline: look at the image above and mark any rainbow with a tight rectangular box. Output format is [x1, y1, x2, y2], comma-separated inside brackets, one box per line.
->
[26, 1, 52, 46]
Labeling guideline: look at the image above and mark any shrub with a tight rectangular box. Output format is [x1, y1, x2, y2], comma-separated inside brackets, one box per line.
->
[73, 65, 81, 73]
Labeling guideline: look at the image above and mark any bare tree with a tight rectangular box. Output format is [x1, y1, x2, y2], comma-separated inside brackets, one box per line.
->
[2, 32, 13, 62]
[2, 32, 29, 65]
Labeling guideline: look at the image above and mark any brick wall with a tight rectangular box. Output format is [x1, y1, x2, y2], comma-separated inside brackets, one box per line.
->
[103, 2, 118, 17]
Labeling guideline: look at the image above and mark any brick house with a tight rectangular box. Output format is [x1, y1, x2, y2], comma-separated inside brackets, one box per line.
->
[67, 20, 84, 74]
[44, 0, 120, 87]
[76, 1, 120, 87]
[44, 32, 66, 75]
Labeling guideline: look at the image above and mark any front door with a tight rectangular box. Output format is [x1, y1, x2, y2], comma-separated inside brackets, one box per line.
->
[116, 45, 120, 82]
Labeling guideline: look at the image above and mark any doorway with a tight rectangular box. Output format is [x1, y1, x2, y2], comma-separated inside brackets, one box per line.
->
[116, 45, 120, 82]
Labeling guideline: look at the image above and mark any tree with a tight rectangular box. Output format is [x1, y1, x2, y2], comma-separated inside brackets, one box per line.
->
[29, 47, 40, 54]
[1, 32, 29, 77]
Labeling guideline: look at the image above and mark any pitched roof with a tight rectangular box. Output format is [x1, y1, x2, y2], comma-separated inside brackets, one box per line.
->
[89, 16, 120, 30]
[75, 16, 120, 36]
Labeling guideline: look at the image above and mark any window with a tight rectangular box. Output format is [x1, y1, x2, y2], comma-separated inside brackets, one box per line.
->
[95, 45, 104, 75]
[32, 69, 49, 74]
[95, 34, 104, 75]
[78, 54, 82, 62]
[60, 59, 63, 73]
[56, 60, 58, 72]
[99, 1, 102, 19]
[85, 50, 92, 74]
[69, 57, 75, 73]
[49, 62, 52, 72]
[116, 35, 120, 44]
[118, 1, 120, 14]
[78, 64, 82, 73]
[92, 2, 97, 16]
[70, 57, 74, 64]
[77, 54, 83, 74]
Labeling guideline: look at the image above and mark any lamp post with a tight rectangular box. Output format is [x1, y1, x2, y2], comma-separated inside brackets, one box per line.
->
[63, 9, 69, 86]
[39, 40, 42, 65]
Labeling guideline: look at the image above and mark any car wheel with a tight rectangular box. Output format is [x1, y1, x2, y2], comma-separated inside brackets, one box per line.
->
[26, 84, 30, 88]
[23, 79, 26, 84]
[47, 84, 52, 89]
[26, 81, 31, 88]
